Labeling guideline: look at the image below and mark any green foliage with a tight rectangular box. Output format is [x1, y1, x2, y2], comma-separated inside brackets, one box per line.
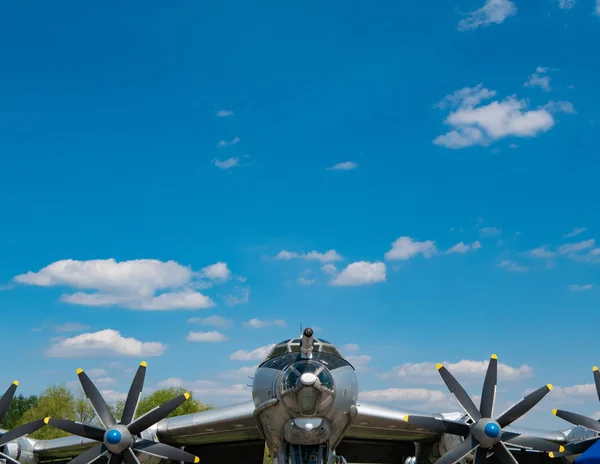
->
[134, 388, 213, 419]
[0, 394, 38, 430]
[19, 385, 76, 439]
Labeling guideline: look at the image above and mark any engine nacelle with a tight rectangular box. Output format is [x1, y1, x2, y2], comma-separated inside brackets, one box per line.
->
[1, 437, 38, 464]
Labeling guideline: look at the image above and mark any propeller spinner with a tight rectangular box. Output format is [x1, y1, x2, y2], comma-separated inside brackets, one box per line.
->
[0, 381, 46, 464]
[404, 355, 563, 464]
[46, 362, 200, 464]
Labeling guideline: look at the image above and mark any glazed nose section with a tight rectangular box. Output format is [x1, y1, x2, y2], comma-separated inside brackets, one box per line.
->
[280, 361, 336, 416]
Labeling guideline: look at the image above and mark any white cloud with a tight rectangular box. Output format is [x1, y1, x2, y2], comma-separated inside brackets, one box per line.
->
[14, 258, 215, 311]
[218, 137, 240, 147]
[321, 264, 338, 275]
[569, 284, 593, 292]
[380, 359, 533, 384]
[524, 69, 551, 92]
[544, 101, 577, 114]
[187, 315, 233, 327]
[558, 0, 575, 8]
[200, 262, 231, 281]
[298, 276, 316, 285]
[217, 110, 234, 117]
[433, 84, 573, 149]
[101, 390, 127, 403]
[343, 344, 360, 354]
[230, 344, 275, 361]
[360, 388, 448, 404]
[445, 240, 482, 254]
[218, 366, 258, 380]
[223, 286, 250, 306]
[54, 322, 90, 333]
[497, 260, 528, 272]
[330, 261, 386, 286]
[275, 249, 343, 263]
[558, 239, 596, 255]
[46, 329, 166, 357]
[243, 318, 286, 329]
[565, 227, 587, 238]
[346, 355, 372, 371]
[596, 0, 600, 15]
[481, 226, 502, 235]
[87, 368, 107, 377]
[530, 246, 556, 259]
[94, 377, 118, 386]
[186, 331, 229, 342]
[326, 161, 358, 171]
[385, 236, 437, 261]
[457, 0, 517, 31]
[213, 157, 239, 170]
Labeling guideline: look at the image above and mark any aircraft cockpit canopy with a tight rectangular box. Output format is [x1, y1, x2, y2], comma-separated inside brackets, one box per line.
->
[265, 338, 343, 361]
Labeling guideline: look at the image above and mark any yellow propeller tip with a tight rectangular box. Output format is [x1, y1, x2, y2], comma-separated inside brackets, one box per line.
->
[552, 409, 558, 415]
[436, 363, 443, 370]
[547, 384, 553, 391]
[194, 457, 200, 463]
[140, 361, 147, 367]
[184, 392, 191, 400]
[44, 417, 51, 424]
[549, 452, 555, 458]
[559, 446, 565, 452]
[593, 366, 598, 372]
[491, 354, 498, 359]
[403, 415, 409, 422]
[76, 368, 83, 374]
[12, 380, 18, 386]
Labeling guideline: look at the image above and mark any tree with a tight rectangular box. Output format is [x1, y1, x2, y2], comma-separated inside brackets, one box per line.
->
[0, 394, 38, 430]
[18, 385, 76, 439]
[133, 388, 212, 420]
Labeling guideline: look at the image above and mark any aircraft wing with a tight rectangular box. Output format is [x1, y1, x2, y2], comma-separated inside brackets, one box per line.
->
[31, 401, 265, 464]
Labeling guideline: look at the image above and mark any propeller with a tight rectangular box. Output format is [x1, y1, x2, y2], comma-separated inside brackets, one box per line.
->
[404, 355, 562, 464]
[46, 362, 200, 464]
[0, 381, 46, 464]
[550, 365, 600, 458]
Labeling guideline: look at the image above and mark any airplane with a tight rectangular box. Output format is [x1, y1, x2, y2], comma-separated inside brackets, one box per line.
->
[0, 328, 596, 464]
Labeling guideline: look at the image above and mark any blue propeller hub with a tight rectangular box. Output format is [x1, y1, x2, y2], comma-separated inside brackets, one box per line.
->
[106, 429, 122, 445]
[484, 422, 500, 438]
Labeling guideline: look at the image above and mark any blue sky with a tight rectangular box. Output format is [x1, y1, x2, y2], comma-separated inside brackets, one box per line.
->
[1, 0, 600, 430]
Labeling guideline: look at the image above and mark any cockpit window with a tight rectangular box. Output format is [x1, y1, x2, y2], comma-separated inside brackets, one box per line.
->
[263, 337, 345, 362]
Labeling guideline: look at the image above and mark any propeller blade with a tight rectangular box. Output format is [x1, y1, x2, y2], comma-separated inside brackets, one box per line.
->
[0, 419, 46, 446]
[438, 364, 482, 422]
[47, 417, 106, 441]
[0, 382, 19, 423]
[123, 448, 141, 464]
[593, 366, 600, 403]
[502, 434, 565, 453]
[491, 442, 518, 464]
[134, 439, 199, 463]
[404, 415, 470, 437]
[108, 454, 122, 464]
[67, 443, 107, 464]
[552, 409, 600, 433]
[0, 451, 21, 464]
[474, 447, 487, 464]
[128, 393, 189, 435]
[121, 362, 147, 425]
[496, 384, 553, 428]
[480, 355, 497, 418]
[549, 437, 600, 458]
[78, 369, 116, 428]
[435, 437, 479, 464]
